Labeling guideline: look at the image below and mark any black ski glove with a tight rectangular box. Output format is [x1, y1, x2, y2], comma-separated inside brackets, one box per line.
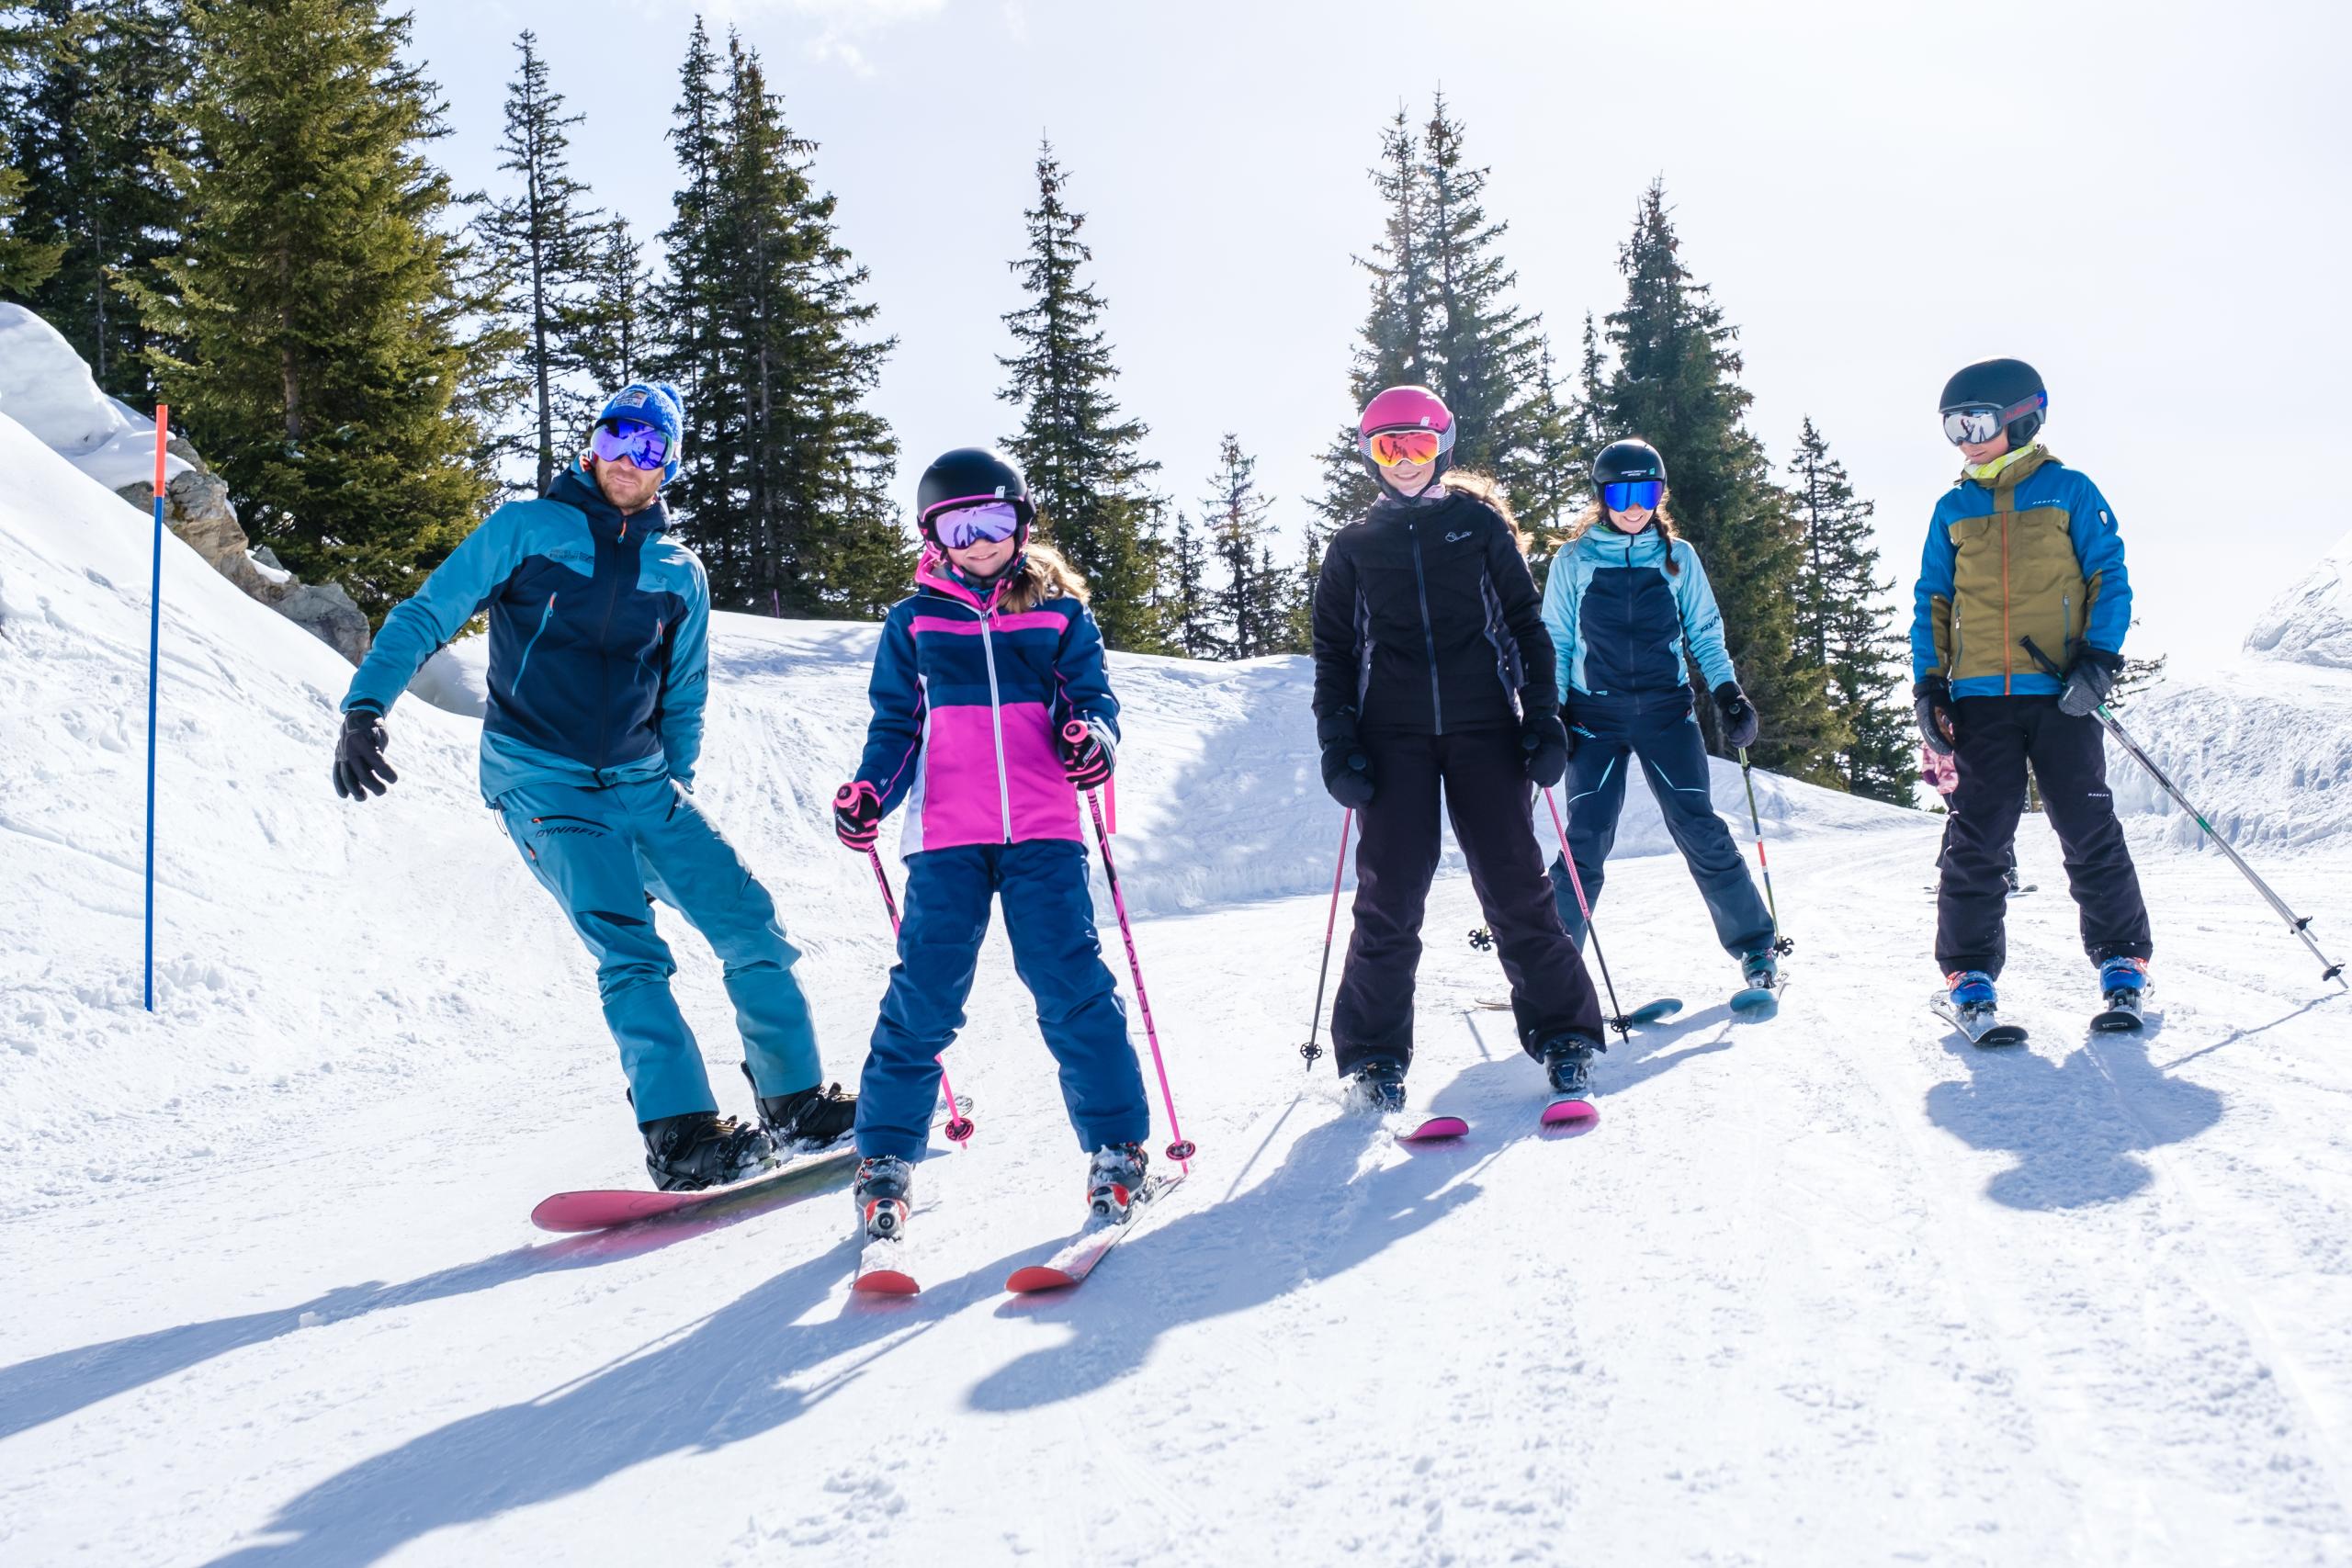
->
[1520, 710, 1572, 788]
[332, 706, 397, 800]
[1317, 712, 1375, 810]
[1713, 682, 1759, 750]
[1057, 716, 1116, 789]
[2058, 646, 2123, 718]
[832, 781, 884, 852]
[1914, 675, 1958, 756]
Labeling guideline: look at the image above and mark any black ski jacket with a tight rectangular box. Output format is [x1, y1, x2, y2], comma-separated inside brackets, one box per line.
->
[1311, 487, 1558, 735]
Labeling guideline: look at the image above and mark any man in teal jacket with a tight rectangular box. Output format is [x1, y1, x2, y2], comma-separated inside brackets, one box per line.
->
[330, 382, 854, 1190]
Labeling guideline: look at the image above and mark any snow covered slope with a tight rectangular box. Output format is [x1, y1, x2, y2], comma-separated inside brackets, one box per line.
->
[0, 304, 193, 492]
[5, 414, 2350, 1565]
[2247, 529, 2352, 671]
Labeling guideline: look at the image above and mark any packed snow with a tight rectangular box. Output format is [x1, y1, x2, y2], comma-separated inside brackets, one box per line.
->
[5, 407, 2351, 1565]
[0, 304, 193, 493]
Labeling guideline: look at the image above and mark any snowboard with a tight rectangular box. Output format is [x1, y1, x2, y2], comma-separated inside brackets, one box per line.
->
[1005, 1173, 1187, 1293]
[1928, 991, 2028, 1047]
[531, 1097, 972, 1234]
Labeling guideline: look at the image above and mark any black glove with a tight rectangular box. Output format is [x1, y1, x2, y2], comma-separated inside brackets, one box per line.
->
[1914, 675, 1957, 756]
[333, 706, 397, 799]
[2059, 646, 2123, 718]
[1317, 712, 1375, 810]
[1057, 716, 1115, 789]
[832, 781, 884, 852]
[1520, 711, 1572, 788]
[1713, 682, 1759, 750]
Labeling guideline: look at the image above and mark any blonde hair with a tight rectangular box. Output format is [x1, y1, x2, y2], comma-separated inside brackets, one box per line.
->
[1439, 469, 1526, 553]
[994, 539, 1091, 613]
[1561, 492, 1683, 575]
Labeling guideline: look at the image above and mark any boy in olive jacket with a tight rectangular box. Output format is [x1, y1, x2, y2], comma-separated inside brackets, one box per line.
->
[1911, 357, 2152, 1020]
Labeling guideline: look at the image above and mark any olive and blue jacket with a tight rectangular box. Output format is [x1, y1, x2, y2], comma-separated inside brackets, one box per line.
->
[1909, 445, 2131, 699]
[852, 550, 1118, 858]
[1540, 522, 1736, 704]
[341, 463, 708, 805]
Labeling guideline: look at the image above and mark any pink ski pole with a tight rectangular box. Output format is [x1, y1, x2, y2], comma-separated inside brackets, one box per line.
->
[863, 841, 974, 1144]
[1540, 786, 1631, 1041]
[1300, 809, 1352, 1070]
[1074, 760, 1194, 1170]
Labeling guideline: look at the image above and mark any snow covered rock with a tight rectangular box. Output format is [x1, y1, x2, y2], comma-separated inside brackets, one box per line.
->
[2244, 528, 2352, 669]
[0, 301, 371, 665]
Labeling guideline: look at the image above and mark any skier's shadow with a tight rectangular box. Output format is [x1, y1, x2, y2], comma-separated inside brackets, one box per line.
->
[1925, 1029, 2223, 1210]
[967, 1076, 1512, 1415]
[0, 1177, 836, 1445]
[194, 1236, 1035, 1568]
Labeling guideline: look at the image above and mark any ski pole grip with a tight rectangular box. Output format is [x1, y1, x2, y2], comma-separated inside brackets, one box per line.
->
[1061, 717, 1090, 746]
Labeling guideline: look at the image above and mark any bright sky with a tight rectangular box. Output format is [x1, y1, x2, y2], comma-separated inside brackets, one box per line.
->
[408, 0, 2349, 669]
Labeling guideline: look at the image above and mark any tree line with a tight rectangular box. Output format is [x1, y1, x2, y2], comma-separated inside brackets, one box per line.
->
[0, 2, 1912, 803]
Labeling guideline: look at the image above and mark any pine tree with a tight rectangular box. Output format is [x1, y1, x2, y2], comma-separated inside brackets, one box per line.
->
[124, 0, 505, 621]
[1281, 536, 1321, 656]
[1200, 434, 1279, 658]
[576, 216, 652, 394]
[648, 18, 733, 581]
[998, 140, 1163, 650]
[2, 0, 191, 398]
[0, 164, 62, 294]
[477, 30, 605, 493]
[1601, 180, 1838, 780]
[1519, 333, 1581, 581]
[1788, 417, 1908, 802]
[1163, 512, 1216, 659]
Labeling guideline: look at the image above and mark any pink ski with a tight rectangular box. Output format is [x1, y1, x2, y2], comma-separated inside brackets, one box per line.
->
[1396, 1114, 1469, 1143]
[1540, 1097, 1599, 1133]
[1006, 1174, 1184, 1293]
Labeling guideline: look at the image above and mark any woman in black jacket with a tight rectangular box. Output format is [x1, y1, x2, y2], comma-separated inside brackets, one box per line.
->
[1311, 385, 1609, 1105]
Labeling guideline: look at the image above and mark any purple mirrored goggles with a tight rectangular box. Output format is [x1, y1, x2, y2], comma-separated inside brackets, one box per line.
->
[591, 418, 669, 471]
[924, 499, 1026, 550]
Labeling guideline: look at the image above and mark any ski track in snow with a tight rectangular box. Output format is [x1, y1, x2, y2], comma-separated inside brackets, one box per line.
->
[6, 411, 2352, 1564]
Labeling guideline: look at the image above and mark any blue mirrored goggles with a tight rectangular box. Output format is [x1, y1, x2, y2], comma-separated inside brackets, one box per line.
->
[1600, 479, 1664, 512]
[591, 418, 669, 470]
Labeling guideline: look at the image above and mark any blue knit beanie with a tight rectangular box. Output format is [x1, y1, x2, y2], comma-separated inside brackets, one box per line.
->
[594, 381, 685, 484]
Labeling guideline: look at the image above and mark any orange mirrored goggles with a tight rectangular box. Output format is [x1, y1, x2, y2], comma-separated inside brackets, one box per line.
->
[1363, 429, 1445, 468]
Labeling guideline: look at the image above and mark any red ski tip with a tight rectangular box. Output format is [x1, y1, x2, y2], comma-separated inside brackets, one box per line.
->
[1397, 1115, 1469, 1143]
[853, 1269, 920, 1296]
[1540, 1099, 1598, 1128]
[1005, 1265, 1078, 1293]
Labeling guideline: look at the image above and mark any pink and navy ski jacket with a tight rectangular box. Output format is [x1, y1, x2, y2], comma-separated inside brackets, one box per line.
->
[854, 551, 1118, 856]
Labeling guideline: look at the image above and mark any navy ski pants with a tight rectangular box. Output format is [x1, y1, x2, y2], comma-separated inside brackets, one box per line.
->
[1549, 691, 1775, 961]
[497, 776, 822, 1123]
[855, 840, 1151, 1163]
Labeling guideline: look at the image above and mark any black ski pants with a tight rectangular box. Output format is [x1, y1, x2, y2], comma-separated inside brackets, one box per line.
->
[1938, 695, 2152, 978]
[1329, 725, 1603, 1074]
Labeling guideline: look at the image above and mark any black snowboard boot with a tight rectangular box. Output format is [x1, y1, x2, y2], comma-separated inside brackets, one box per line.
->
[1344, 1057, 1408, 1114]
[852, 1155, 914, 1241]
[640, 1111, 775, 1193]
[1540, 1031, 1605, 1099]
[1087, 1142, 1150, 1223]
[743, 1067, 857, 1149]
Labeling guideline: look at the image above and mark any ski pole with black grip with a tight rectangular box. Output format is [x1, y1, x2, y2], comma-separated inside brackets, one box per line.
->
[2020, 637, 2343, 986]
[1301, 809, 1352, 1069]
[1735, 748, 1793, 959]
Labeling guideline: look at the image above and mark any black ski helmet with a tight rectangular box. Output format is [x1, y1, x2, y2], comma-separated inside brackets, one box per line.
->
[915, 447, 1034, 540]
[1939, 358, 2047, 448]
[1590, 438, 1667, 498]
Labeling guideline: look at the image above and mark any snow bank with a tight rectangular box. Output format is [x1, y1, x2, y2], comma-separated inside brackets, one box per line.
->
[0, 304, 192, 491]
[2245, 527, 2352, 669]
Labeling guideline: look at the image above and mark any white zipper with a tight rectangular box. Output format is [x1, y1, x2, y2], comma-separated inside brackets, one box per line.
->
[972, 602, 1014, 842]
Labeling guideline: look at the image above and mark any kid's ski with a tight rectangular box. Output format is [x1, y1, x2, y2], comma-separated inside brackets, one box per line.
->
[1005, 1173, 1186, 1294]
[852, 1236, 920, 1295]
[1393, 1114, 1469, 1144]
[2091, 983, 2153, 1035]
[1475, 996, 1682, 1031]
[1540, 1096, 1599, 1133]
[1929, 990, 2028, 1047]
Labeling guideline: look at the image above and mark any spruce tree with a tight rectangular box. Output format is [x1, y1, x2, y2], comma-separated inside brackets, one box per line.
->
[1164, 512, 1216, 659]
[1789, 417, 1908, 802]
[478, 30, 605, 493]
[1601, 180, 1838, 780]
[648, 18, 733, 579]
[1519, 333, 1581, 581]
[576, 216, 652, 394]
[2, 0, 190, 397]
[1282, 536, 1321, 656]
[1200, 434, 1278, 658]
[998, 140, 1163, 649]
[125, 0, 504, 620]
[0, 164, 62, 294]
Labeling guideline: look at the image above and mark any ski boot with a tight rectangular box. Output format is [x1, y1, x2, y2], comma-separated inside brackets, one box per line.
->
[2094, 955, 2150, 1032]
[1740, 950, 1779, 992]
[744, 1068, 857, 1150]
[1541, 1032, 1604, 1099]
[640, 1111, 776, 1193]
[1087, 1142, 1151, 1223]
[1343, 1058, 1409, 1114]
[852, 1155, 915, 1241]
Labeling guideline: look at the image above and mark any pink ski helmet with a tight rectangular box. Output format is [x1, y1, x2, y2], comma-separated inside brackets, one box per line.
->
[1357, 385, 1456, 497]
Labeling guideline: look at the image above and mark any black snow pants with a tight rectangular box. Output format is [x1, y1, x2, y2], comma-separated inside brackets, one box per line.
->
[1329, 725, 1604, 1074]
[1938, 694, 2152, 977]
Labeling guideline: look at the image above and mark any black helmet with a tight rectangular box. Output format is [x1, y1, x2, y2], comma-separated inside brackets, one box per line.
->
[1591, 438, 1667, 497]
[915, 447, 1034, 537]
[1939, 358, 2047, 448]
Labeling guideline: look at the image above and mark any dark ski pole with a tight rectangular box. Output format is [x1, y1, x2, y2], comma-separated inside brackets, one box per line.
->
[1736, 748, 1793, 958]
[1077, 761, 1195, 1168]
[2021, 636, 2344, 986]
[1541, 786, 1633, 1040]
[863, 843, 976, 1142]
[1300, 809, 1352, 1070]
